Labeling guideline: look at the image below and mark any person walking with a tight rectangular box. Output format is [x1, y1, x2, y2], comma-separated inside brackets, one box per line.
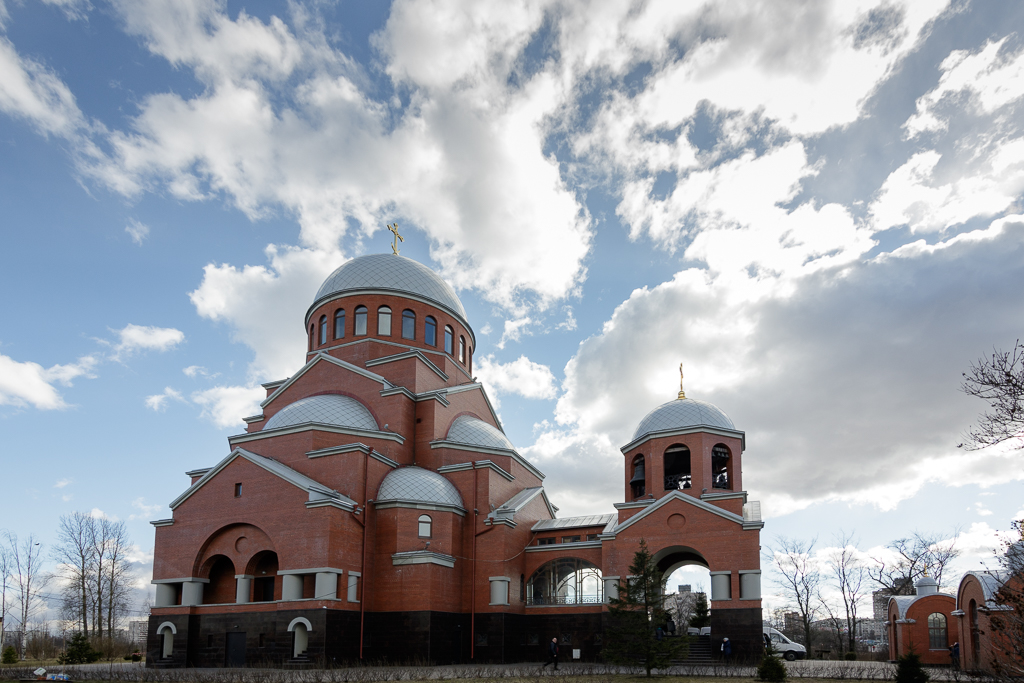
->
[950, 641, 960, 670]
[541, 637, 559, 670]
[721, 637, 732, 663]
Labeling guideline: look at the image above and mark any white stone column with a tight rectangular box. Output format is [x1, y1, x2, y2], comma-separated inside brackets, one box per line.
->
[235, 575, 253, 604]
[739, 570, 761, 600]
[282, 574, 303, 601]
[489, 576, 510, 606]
[181, 581, 204, 606]
[603, 576, 620, 603]
[315, 572, 338, 600]
[154, 583, 177, 607]
[710, 571, 732, 601]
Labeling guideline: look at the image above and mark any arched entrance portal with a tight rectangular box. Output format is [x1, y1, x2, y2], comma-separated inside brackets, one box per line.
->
[654, 545, 709, 581]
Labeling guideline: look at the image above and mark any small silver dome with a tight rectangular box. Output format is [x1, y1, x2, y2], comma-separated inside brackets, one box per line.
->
[632, 398, 736, 441]
[376, 466, 464, 508]
[264, 394, 378, 431]
[446, 415, 516, 451]
[311, 254, 467, 325]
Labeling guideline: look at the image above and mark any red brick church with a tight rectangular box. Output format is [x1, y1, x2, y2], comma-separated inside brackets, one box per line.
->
[147, 252, 764, 666]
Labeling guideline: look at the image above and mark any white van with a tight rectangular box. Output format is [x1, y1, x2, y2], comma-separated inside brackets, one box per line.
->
[763, 627, 806, 661]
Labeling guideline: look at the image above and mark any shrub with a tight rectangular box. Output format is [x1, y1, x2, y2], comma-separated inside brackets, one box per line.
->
[757, 646, 787, 682]
[57, 633, 101, 665]
[844, 651, 857, 660]
[1, 646, 17, 664]
[895, 651, 930, 683]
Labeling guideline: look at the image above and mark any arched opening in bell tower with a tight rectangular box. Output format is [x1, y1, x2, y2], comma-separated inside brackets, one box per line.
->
[712, 444, 731, 490]
[629, 454, 646, 499]
[664, 444, 691, 491]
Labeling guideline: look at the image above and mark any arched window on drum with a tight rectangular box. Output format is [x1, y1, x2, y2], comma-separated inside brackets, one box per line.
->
[378, 306, 392, 336]
[629, 454, 646, 499]
[402, 309, 416, 340]
[712, 444, 731, 490]
[318, 315, 327, 345]
[425, 316, 437, 346]
[526, 558, 602, 606]
[664, 444, 691, 491]
[354, 306, 368, 336]
[334, 308, 345, 340]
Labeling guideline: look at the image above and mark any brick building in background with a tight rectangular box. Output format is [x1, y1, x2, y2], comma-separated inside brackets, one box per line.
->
[146, 253, 764, 667]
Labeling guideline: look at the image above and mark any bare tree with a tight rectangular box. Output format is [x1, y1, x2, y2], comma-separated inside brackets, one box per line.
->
[869, 529, 962, 595]
[51, 514, 136, 647]
[52, 512, 94, 637]
[767, 536, 821, 650]
[988, 520, 1024, 678]
[824, 532, 866, 654]
[0, 541, 11, 655]
[6, 532, 47, 655]
[961, 340, 1024, 451]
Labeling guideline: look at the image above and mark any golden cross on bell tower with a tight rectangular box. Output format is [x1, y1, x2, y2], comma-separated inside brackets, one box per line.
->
[678, 363, 686, 400]
[387, 222, 404, 255]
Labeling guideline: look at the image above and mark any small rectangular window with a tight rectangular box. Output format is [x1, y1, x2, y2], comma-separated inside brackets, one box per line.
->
[347, 574, 359, 602]
[586, 534, 598, 541]
[561, 535, 581, 543]
[258, 634, 265, 648]
[234, 483, 242, 497]
[537, 537, 555, 545]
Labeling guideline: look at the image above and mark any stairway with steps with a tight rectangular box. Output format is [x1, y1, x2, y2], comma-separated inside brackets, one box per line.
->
[674, 635, 713, 664]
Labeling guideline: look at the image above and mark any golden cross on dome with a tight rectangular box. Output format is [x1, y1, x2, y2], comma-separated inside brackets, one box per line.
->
[387, 223, 404, 255]
[678, 363, 686, 400]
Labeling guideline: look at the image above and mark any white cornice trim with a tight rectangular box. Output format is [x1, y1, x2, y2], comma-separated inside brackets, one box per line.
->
[306, 443, 399, 468]
[243, 415, 264, 424]
[379, 386, 451, 407]
[277, 567, 346, 576]
[261, 353, 392, 409]
[701, 491, 748, 503]
[366, 350, 448, 381]
[152, 577, 208, 584]
[229, 422, 404, 446]
[391, 550, 457, 568]
[307, 338, 475, 383]
[613, 500, 655, 510]
[609, 490, 751, 536]
[373, 500, 467, 516]
[437, 460, 515, 482]
[620, 425, 746, 453]
[526, 540, 603, 553]
[150, 519, 174, 527]
[431, 441, 544, 481]
[444, 383, 504, 431]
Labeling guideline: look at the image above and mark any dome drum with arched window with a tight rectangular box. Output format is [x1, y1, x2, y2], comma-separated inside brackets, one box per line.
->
[304, 254, 476, 374]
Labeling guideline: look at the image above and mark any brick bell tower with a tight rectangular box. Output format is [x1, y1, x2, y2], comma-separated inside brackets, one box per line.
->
[610, 367, 764, 660]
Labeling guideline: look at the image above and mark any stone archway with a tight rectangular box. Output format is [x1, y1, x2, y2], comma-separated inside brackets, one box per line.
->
[653, 544, 709, 580]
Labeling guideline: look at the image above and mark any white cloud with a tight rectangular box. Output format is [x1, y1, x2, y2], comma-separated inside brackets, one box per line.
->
[109, 323, 184, 360]
[189, 244, 338, 381]
[475, 354, 557, 402]
[191, 384, 264, 428]
[54, 478, 71, 488]
[531, 218, 1024, 517]
[40, 0, 92, 22]
[129, 497, 164, 520]
[144, 386, 185, 411]
[0, 35, 86, 137]
[125, 218, 150, 245]
[182, 364, 217, 378]
[906, 37, 1024, 135]
[497, 317, 532, 350]
[0, 353, 97, 410]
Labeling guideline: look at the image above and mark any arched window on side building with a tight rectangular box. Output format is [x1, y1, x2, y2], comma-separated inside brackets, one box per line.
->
[928, 612, 947, 650]
[712, 444, 730, 489]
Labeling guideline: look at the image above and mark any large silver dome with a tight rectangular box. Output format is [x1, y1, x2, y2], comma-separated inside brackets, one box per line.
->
[264, 394, 378, 431]
[632, 398, 736, 441]
[376, 466, 464, 508]
[310, 254, 468, 326]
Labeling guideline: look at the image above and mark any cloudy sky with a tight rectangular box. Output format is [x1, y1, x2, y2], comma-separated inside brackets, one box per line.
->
[2, 0, 1023, 610]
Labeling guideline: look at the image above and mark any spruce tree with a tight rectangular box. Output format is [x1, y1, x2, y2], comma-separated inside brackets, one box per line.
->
[690, 591, 711, 629]
[602, 538, 688, 676]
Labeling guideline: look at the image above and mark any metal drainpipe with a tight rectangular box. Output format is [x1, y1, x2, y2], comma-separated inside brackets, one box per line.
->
[358, 447, 374, 660]
[470, 463, 478, 660]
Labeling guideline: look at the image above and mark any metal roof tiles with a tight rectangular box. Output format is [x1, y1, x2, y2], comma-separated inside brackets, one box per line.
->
[263, 394, 378, 432]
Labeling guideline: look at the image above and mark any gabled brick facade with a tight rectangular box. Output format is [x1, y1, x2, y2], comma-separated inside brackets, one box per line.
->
[147, 254, 764, 667]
